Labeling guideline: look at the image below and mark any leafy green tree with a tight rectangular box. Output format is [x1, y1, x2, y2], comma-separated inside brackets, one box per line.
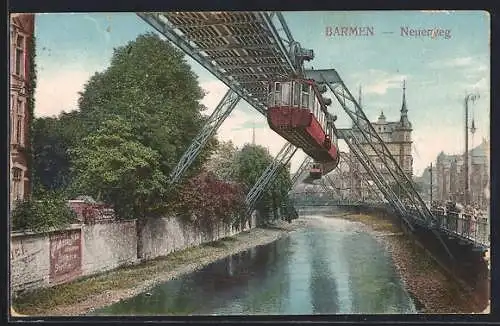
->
[71, 117, 168, 260]
[26, 36, 37, 191]
[11, 191, 78, 233]
[32, 112, 83, 197]
[203, 140, 239, 181]
[76, 33, 216, 182]
[234, 144, 292, 226]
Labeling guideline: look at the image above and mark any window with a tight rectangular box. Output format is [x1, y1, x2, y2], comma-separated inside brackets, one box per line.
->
[15, 34, 25, 77]
[16, 99, 23, 145]
[292, 82, 300, 107]
[12, 168, 23, 201]
[301, 83, 310, 109]
[281, 82, 291, 106]
[274, 82, 281, 106]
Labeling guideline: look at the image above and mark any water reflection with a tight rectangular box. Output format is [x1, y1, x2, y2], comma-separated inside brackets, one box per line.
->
[92, 217, 416, 316]
[306, 228, 340, 314]
[342, 231, 415, 313]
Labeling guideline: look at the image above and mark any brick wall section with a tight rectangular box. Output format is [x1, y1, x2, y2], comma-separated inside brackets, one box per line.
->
[10, 232, 51, 292]
[141, 216, 244, 260]
[81, 221, 137, 276]
[10, 213, 257, 293]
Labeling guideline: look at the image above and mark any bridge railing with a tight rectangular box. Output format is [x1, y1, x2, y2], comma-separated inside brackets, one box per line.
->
[291, 199, 490, 248]
[431, 210, 490, 248]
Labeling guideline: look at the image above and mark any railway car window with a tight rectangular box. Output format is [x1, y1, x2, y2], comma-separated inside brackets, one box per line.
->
[301, 83, 310, 109]
[267, 83, 274, 107]
[282, 82, 291, 106]
[275, 82, 281, 106]
[310, 88, 315, 113]
[313, 96, 319, 118]
[292, 82, 300, 107]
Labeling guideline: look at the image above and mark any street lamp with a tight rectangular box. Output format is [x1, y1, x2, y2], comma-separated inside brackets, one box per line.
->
[464, 93, 479, 206]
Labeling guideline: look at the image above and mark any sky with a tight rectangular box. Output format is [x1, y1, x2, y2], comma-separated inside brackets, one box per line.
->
[32, 11, 490, 177]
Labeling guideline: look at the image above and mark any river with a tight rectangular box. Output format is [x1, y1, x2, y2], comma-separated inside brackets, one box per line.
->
[90, 215, 416, 315]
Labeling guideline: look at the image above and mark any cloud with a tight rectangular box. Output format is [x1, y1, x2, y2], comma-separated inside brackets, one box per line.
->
[351, 69, 408, 95]
[34, 63, 105, 117]
[428, 55, 488, 69]
[199, 80, 228, 113]
[83, 15, 111, 43]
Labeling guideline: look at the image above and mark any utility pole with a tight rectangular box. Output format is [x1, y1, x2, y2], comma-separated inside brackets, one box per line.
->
[464, 93, 479, 205]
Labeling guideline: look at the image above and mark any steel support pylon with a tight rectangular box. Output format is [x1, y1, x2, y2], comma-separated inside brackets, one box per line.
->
[306, 69, 435, 226]
[169, 89, 240, 184]
[290, 156, 313, 188]
[340, 150, 385, 203]
[341, 129, 411, 220]
[245, 143, 298, 217]
[306, 69, 454, 261]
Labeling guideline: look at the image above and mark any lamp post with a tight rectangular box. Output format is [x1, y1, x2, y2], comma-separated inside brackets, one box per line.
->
[464, 93, 479, 205]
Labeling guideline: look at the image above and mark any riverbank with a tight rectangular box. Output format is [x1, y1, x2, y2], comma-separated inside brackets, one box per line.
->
[331, 212, 487, 314]
[13, 220, 307, 316]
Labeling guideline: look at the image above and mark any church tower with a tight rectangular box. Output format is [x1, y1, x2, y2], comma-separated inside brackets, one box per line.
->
[394, 80, 413, 177]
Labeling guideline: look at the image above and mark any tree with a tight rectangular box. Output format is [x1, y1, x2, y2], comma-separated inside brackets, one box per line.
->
[76, 33, 216, 183]
[26, 36, 37, 192]
[11, 191, 78, 232]
[174, 171, 246, 233]
[71, 117, 168, 260]
[32, 111, 84, 197]
[233, 144, 292, 226]
[203, 140, 239, 181]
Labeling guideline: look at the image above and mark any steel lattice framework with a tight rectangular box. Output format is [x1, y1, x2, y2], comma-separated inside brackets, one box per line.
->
[136, 12, 484, 253]
[245, 143, 298, 217]
[169, 89, 240, 184]
[290, 156, 313, 187]
[138, 12, 309, 113]
[138, 11, 313, 215]
[305, 69, 435, 225]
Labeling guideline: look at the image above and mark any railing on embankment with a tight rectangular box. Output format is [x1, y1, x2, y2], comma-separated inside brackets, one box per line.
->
[294, 201, 490, 310]
[292, 200, 490, 249]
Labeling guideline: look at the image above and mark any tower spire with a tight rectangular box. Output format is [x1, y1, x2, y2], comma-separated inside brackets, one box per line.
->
[399, 79, 411, 129]
[401, 79, 407, 116]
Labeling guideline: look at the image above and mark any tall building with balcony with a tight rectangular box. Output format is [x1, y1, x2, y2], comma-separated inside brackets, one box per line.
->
[348, 81, 413, 200]
[10, 13, 35, 207]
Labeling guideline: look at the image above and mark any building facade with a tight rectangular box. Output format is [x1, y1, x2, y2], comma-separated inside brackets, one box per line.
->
[10, 14, 35, 207]
[432, 139, 489, 208]
[349, 82, 413, 200]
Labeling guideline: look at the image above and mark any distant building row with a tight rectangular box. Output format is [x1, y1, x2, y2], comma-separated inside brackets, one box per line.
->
[420, 139, 489, 208]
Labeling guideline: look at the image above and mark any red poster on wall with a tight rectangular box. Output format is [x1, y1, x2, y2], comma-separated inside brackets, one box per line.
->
[49, 229, 82, 284]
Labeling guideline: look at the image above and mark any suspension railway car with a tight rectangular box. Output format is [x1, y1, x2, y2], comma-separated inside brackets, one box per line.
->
[266, 79, 340, 178]
[309, 163, 322, 179]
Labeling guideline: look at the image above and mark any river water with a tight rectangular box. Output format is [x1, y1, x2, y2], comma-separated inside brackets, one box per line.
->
[91, 216, 416, 315]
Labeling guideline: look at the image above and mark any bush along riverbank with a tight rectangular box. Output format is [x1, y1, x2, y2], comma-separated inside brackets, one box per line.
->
[335, 212, 488, 314]
[12, 220, 307, 316]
